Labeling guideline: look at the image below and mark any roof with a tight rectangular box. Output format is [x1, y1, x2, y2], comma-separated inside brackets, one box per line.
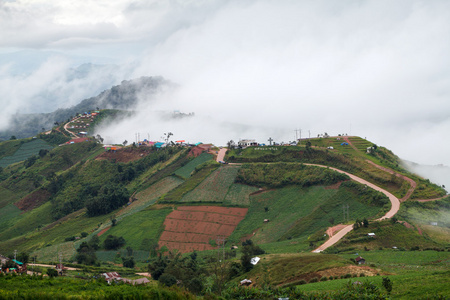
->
[250, 257, 260, 265]
[355, 256, 365, 262]
[12, 259, 23, 265]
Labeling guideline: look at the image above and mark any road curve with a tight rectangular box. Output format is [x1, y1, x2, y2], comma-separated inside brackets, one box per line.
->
[306, 163, 401, 252]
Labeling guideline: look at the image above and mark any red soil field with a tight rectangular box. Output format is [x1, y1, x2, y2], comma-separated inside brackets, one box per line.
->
[159, 206, 248, 253]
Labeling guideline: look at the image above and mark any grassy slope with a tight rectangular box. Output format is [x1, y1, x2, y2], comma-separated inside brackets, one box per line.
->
[174, 152, 213, 179]
[228, 183, 387, 250]
[98, 207, 172, 251]
[298, 250, 450, 299]
[181, 165, 240, 203]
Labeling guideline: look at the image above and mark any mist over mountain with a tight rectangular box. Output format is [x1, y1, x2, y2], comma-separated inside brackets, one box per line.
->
[0, 76, 174, 140]
[402, 160, 450, 193]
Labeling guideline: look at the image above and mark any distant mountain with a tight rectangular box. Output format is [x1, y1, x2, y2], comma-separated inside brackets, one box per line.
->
[0, 76, 174, 141]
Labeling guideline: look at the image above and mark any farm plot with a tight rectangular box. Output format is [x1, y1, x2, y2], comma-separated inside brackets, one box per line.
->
[0, 139, 53, 168]
[181, 165, 240, 203]
[223, 183, 260, 205]
[174, 152, 213, 179]
[159, 206, 248, 253]
[117, 176, 183, 219]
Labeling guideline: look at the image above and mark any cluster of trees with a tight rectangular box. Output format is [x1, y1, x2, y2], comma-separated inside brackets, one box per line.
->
[353, 218, 369, 229]
[85, 184, 129, 217]
[148, 250, 204, 294]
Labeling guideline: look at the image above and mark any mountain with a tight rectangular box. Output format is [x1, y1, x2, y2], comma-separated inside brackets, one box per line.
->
[0, 76, 174, 141]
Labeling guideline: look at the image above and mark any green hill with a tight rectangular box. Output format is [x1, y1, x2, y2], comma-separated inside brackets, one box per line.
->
[0, 133, 448, 299]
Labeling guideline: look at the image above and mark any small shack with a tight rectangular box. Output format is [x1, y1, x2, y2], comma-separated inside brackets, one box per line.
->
[240, 279, 252, 286]
[355, 256, 366, 265]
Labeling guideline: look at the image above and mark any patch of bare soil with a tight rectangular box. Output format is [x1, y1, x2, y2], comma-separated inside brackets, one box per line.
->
[187, 146, 205, 157]
[325, 181, 345, 190]
[317, 265, 380, 278]
[96, 147, 152, 163]
[97, 226, 111, 237]
[326, 224, 347, 237]
[15, 189, 51, 212]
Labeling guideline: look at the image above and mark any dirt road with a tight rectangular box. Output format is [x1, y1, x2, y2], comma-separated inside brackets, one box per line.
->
[216, 148, 227, 162]
[306, 163, 401, 252]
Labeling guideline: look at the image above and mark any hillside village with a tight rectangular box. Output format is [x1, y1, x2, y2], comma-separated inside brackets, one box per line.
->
[0, 110, 448, 299]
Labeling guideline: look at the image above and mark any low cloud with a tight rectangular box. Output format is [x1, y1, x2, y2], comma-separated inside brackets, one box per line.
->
[1, 0, 450, 173]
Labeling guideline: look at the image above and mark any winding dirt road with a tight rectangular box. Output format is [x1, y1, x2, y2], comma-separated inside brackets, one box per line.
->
[307, 163, 401, 253]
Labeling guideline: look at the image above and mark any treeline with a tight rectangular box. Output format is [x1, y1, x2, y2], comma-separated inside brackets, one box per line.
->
[236, 163, 349, 188]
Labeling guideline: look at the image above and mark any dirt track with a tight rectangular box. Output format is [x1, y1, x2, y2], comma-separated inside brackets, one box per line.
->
[308, 163, 401, 252]
[216, 148, 227, 162]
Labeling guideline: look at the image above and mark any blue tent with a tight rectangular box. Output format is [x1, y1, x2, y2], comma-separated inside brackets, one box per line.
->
[13, 259, 23, 265]
[155, 142, 165, 148]
[341, 142, 348, 146]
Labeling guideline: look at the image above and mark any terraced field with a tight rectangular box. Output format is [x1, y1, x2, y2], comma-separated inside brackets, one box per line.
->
[159, 206, 248, 253]
[181, 165, 240, 203]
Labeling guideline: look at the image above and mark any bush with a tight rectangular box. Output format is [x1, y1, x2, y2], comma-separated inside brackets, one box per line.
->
[298, 280, 307, 285]
[81, 232, 88, 238]
[309, 277, 319, 283]
[46, 268, 58, 278]
[103, 235, 126, 250]
[359, 273, 366, 277]
[65, 236, 76, 242]
[344, 273, 352, 278]
[159, 273, 177, 287]
[320, 276, 328, 282]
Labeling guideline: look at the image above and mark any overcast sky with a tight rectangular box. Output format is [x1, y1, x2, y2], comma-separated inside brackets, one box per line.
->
[1, 0, 450, 180]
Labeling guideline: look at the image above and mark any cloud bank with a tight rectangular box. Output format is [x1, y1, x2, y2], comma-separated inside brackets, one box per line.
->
[1, 0, 450, 170]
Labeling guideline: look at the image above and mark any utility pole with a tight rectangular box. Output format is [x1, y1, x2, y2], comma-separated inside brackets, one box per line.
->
[14, 250, 17, 261]
[217, 235, 225, 262]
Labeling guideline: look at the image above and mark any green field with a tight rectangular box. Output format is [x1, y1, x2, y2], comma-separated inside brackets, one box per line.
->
[174, 152, 213, 179]
[181, 165, 240, 203]
[97, 207, 172, 250]
[228, 183, 388, 250]
[0, 139, 53, 168]
[223, 183, 260, 205]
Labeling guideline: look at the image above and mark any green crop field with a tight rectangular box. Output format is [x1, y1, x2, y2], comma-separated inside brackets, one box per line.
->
[223, 183, 260, 205]
[0, 139, 53, 168]
[0, 203, 21, 229]
[227, 183, 388, 250]
[181, 165, 240, 203]
[98, 207, 172, 250]
[96, 249, 151, 263]
[119, 176, 183, 219]
[174, 152, 213, 179]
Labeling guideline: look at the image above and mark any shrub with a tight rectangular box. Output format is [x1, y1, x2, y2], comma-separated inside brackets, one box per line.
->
[320, 276, 328, 282]
[298, 280, 307, 285]
[328, 276, 334, 280]
[309, 277, 319, 283]
[359, 273, 366, 277]
[159, 273, 177, 287]
[81, 232, 88, 238]
[344, 273, 352, 278]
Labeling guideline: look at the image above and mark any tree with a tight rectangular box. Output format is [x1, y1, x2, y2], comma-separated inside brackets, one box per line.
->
[382, 277, 393, 294]
[39, 149, 49, 158]
[95, 134, 104, 144]
[227, 140, 235, 149]
[122, 140, 128, 147]
[363, 218, 369, 227]
[126, 246, 133, 257]
[164, 132, 173, 144]
[122, 256, 135, 268]
[10, 136, 16, 140]
[103, 235, 125, 250]
[159, 273, 177, 287]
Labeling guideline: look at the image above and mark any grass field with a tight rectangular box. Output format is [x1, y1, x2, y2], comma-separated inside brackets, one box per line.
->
[181, 165, 240, 203]
[227, 183, 389, 251]
[174, 152, 213, 179]
[98, 207, 172, 250]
